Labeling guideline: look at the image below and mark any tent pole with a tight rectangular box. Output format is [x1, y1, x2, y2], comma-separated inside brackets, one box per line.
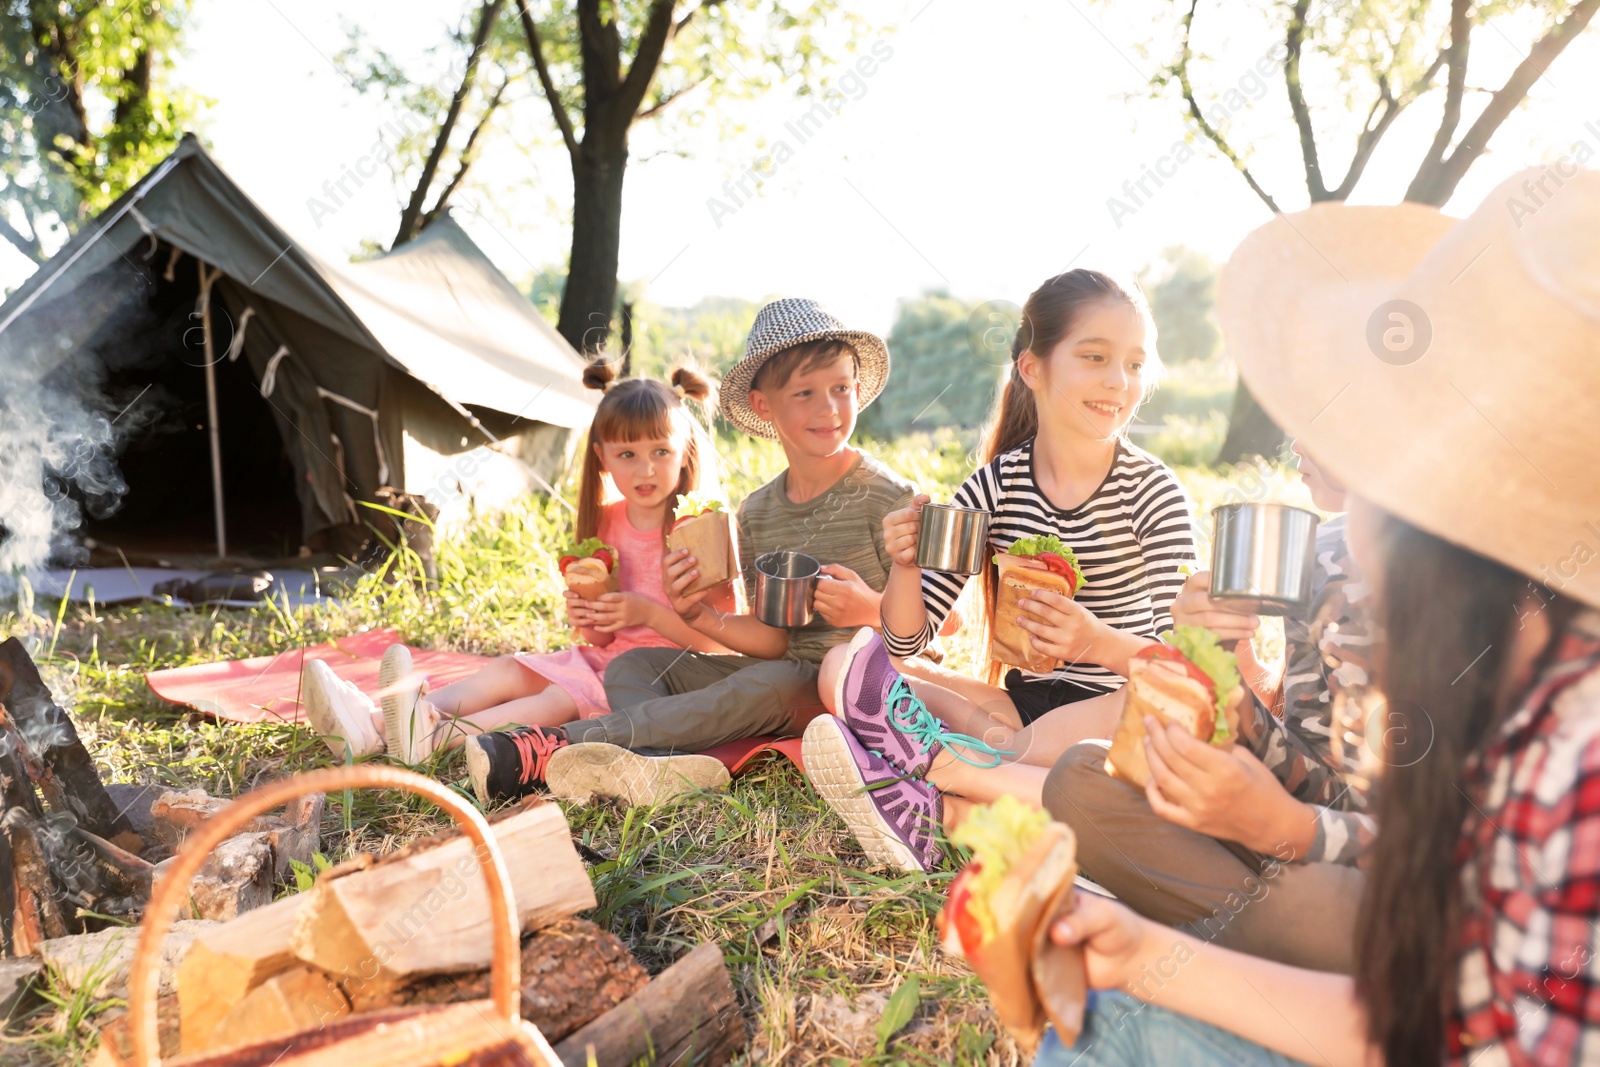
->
[198, 263, 227, 560]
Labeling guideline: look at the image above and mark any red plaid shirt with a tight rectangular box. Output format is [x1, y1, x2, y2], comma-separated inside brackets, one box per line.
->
[1450, 609, 1600, 1066]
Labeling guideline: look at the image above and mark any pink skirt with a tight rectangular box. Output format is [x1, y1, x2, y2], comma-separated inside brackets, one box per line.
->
[512, 645, 611, 719]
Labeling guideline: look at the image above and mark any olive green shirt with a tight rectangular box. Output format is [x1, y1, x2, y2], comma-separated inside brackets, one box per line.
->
[735, 451, 915, 664]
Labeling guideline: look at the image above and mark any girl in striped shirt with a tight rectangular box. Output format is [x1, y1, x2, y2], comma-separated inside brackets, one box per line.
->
[804, 269, 1197, 871]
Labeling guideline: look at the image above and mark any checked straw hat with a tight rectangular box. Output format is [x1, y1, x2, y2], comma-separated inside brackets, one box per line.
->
[720, 298, 891, 439]
[1218, 167, 1600, 609]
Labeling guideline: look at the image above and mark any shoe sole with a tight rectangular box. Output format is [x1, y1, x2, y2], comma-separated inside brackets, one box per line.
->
[831, 625, 879, 722]
[545, 743, 730, 807]
[380, 645, 423, 762]
[801, 716, 923, 873]
[300, 662, 350, 759]
[464, 735, 492, 806]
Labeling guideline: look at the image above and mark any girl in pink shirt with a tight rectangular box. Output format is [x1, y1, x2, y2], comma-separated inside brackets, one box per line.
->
[301, 363, 734, 764]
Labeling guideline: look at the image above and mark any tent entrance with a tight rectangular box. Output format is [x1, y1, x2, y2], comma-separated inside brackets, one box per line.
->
[78, 259, 303, 562]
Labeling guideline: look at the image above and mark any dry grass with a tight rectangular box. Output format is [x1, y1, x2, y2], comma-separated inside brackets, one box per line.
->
[0, 430, 1308, 1065]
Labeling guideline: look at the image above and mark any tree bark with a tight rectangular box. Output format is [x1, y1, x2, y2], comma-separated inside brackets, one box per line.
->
[558, 137, 630, 354]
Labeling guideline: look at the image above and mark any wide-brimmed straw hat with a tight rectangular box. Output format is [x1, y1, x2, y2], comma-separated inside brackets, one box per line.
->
[720, 298, 890, 439]
[1219, 168, 1600, 609]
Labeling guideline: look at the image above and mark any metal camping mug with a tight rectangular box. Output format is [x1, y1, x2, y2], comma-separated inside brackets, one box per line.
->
[753, 550, 822, 628]
[1209, 502, 1320, 616]
[915, 503, 991, 574]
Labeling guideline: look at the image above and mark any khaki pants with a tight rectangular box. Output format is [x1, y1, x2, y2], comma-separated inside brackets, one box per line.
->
[1043, 741, 1365, 974]
[571, 648, 825, 753]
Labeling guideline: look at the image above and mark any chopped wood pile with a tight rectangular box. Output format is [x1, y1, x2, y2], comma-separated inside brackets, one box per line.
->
[0, 638, 747, 1066]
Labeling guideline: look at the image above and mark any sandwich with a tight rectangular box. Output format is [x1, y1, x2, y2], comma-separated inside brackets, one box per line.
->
[939, 796, 1087, 1048]
[990, 535, 1085, 674]
[665, 491, 739, 595]
[1105, 624, 1244, 788]
[558, 536, 620, 601]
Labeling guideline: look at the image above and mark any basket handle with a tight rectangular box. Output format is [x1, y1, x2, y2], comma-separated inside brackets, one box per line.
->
[129, 766, 522, 1067]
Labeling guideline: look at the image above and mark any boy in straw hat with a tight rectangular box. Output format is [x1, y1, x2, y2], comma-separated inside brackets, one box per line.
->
[1031, 170, 1600, 1066]
[466, 298, 917, 805]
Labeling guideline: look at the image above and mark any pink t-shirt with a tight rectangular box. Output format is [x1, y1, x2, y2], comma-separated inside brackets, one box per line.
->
[587, 500, 680, 664]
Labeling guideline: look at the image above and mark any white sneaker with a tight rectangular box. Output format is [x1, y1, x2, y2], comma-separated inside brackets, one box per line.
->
[544, 742, 730, 807]
[301, 658, 383, 760]
[380, 644, 439, 764]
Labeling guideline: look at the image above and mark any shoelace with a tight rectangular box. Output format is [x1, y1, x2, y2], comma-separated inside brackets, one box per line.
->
[510, 728, 564, 784]
[885, 676, 1012, 769]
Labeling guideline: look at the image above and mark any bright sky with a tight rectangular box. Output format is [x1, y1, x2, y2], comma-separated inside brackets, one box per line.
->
[5, 0, 1600, 334]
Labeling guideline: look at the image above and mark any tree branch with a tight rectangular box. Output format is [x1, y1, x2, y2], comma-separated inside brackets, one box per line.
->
[1283, 0, 1329, 200]
[0, 213, 44, 265]
[636, 76, 708, 120]
[1407, 0, 1600, 205]
[421, 75, 509, 230]
[1175, 0, 1280, 213]
[617, 0, 678, 120]
[393, 0, 507, 247]
[516, 0, 581, 157]
[1409, 0, 1472, 195]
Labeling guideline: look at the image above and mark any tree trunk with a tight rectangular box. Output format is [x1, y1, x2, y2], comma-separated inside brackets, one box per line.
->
[557, 136, 629, 355]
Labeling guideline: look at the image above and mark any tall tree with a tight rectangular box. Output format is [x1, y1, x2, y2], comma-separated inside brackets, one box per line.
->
[0, 0, 202, 265]
[349, 1, 860, 354]
[1152, 0, 1600, 462]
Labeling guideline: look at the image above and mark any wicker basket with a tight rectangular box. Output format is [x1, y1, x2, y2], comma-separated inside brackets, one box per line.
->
[127, 765, 559, 1067]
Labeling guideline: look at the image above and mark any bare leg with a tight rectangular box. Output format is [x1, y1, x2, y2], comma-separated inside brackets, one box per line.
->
[427, 656, 550, 717]
[434, 685, 580, 749]
[899, 656, 1022, 730]
[923, 690, 1125, 808]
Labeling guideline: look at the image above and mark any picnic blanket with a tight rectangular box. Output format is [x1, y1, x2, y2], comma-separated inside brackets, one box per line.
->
[145, 628, 807, 775]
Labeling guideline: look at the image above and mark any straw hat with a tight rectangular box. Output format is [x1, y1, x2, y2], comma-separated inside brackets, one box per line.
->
[720, 298, 890, 439]
[1219, 168, 1600, 609]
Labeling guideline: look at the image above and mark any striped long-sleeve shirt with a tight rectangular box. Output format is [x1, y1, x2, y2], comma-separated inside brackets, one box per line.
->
[883, 438, 1197, 692]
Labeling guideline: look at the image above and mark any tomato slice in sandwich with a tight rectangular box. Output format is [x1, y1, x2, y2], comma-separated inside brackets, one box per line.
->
[557, 554, 578, 574]
[591, 548, 616, 572]
[1035, 552, 1081, 593]
[943, 863, 986, 957]
[1136, 642, 1215, 698]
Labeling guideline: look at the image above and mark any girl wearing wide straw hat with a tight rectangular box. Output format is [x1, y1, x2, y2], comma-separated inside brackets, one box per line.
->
[1032, 169, 1600, 1066]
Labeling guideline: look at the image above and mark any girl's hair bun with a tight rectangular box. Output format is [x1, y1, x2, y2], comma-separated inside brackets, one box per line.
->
[670, 365, 715, 403]
[583, 357, 621, 392]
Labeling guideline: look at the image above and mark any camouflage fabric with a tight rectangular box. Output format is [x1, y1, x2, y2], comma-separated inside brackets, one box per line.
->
[1234, 515, 1378, 866]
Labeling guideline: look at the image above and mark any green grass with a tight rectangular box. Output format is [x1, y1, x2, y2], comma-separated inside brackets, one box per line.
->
[2, 426, 1311, 1065]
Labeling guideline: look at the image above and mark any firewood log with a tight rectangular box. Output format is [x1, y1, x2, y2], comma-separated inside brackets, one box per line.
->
[201, 966, 351, 1053]
[287, 801, 593, 988]
[552, 943, 746, 1067]
[178, 800, 593, 1050]
[176, 895, 305, 1053]
[343, 918, 647, 1043]
[0, 637, 135, 845]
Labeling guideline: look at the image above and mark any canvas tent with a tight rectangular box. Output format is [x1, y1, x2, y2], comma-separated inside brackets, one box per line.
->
[0, 134, 595, 561]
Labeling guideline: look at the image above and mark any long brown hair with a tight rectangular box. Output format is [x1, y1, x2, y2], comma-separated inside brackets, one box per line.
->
[974, 270, 1152, 681]
[1355, 514, 1579, 1064]
[574, 361, 715, 542]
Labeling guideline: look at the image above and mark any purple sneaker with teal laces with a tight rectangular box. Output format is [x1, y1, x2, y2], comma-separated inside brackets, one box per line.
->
[803, 714, 943, 872]
[832, 627, 1012, 777]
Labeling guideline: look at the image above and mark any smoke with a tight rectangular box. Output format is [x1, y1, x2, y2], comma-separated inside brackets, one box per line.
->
[0, 354, 130, 577]
[0, 270, 147, 582]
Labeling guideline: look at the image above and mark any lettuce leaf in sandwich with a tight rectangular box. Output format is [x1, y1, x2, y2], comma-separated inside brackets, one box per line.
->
[947, 795, 1052, 946]
[997, 534, 1086, 592]
[676, 490, 729, 516]
[1161, 624, 1242, 742]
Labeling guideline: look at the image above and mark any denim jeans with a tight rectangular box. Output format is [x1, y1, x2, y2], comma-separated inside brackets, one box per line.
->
[1032, 991, 1311, 1066]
